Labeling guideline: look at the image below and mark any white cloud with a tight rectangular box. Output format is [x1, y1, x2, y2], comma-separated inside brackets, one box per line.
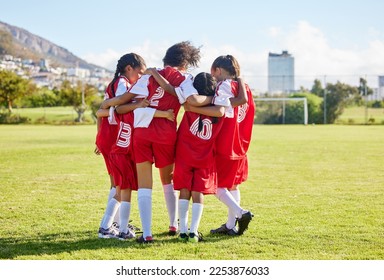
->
[281, 21, 384, 88]
[82, 22, 384, 92]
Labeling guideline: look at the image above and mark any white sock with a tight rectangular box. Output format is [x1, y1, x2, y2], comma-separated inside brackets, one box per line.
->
[190, 203, 204, 235]
[163, 183, 178, 228]
[230, 189, 241, 204]
[138, 188, 152, 238]
[109, 188, 120, 225]
[108, 187, 116, 202]
[227, 189, 241, 229]
[215, 188, 243, 229]
[119, 201, 131, 234]
[99, 187, 117, 227]
[178, 199, 190, 234]
[101, 198, 120, 229]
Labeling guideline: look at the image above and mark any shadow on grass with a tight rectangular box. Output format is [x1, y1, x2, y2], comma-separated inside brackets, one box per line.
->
[0, 230, 231, 259]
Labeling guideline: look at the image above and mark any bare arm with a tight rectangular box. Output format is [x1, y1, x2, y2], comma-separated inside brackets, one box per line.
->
[184, 103, 225, 117]
[115, 99, 150, 114]
[100, 92, 136, 109]
[230, 77, 248, 107]
[186, 95, 213, 107]
[154, 109, 175, 122]
[96, 109, 110, 118]
[94, 116, 102, 155]
[145, 68, 176, 96]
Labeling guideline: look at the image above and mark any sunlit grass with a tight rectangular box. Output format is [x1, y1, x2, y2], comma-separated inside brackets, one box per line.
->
[0, 125, 383, 260]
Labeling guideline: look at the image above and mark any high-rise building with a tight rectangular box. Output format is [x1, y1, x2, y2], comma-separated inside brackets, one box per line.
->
[268, 51, 295, 94]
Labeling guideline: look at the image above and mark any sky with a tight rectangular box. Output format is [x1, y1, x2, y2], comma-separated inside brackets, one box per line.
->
[1, 0, 384, 91]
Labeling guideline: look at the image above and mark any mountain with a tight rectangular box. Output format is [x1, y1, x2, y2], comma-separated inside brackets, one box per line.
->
[0, 20, 107, 71]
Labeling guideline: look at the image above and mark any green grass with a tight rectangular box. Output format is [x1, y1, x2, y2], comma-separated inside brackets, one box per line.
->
[0, 124, 383, 260]
[11, 106, 95, 124]
[336, 106, 384, 124]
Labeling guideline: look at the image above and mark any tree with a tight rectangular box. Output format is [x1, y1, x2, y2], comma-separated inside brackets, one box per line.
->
[0, 70, 34, 112]
[357, 77, 373, 96]
[58, 80, 100, 122]
[321, 81, 355, 124]
[18, 86, 59, 108]
[285, 92, 323, 124]
[311, 79, 323, 97]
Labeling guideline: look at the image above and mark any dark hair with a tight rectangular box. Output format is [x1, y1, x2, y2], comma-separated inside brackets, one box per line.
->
[193, 72, 216, 96]
[211, 55, 240, 79]
[193, 72, 218, 131]
[110, 53, 146, 95]
[162, 41, 201, 69]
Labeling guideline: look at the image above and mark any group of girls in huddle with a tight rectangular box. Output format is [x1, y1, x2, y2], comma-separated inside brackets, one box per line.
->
[95, 41, 255, 243]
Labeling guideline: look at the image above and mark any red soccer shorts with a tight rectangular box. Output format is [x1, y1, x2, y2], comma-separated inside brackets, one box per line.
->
[173, 159, 217, 195]
[133, 138, 175, 168]
[216, 155, 248, 188]
[109, 153, 138, 190]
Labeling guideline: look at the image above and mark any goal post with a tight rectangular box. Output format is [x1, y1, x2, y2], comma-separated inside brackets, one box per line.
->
[254, 97, 308, 125]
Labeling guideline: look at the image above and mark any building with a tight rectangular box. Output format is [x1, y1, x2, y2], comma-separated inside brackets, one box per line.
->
[268, 51, 295, 94]
[378, 76, 384, 100]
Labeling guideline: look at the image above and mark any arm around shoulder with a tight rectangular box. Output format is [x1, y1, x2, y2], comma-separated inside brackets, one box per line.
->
[230, 77, 248, 107]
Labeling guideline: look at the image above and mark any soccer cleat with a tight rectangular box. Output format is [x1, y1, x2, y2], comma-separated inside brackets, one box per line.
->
[168, 226, 178, 236]
[210, 224, 238, 236]
[188, 232, 203, 243]
[112, 222, 120, 231]
[237, 211, 254, 235]
[98, 226, 118, 239]
[118, 229, 136, 240]
[136, 235, 154, 244]
[178, 233, 188, 242]
[128, 223, 141, 232]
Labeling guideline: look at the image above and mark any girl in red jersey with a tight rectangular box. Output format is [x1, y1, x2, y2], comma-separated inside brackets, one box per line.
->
[98, 100, 175, 240]
[211, 55, 255, 236]
[173, 72, 225, 242]
[186, 55, 255, 236]
[95, 53, 146, 237]
[101, 42, 211, 243]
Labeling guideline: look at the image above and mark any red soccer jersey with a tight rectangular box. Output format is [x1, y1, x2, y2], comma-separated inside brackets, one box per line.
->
[110, 112, 135, 155]
[214, 79, 255, 160]
[176, 111, 223, 168]
[129, 67, 193, 145]
[95, 76, 130, 155]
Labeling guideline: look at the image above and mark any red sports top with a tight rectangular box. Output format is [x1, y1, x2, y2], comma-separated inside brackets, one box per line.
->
[110, 112, 135, 155]
[214, 79, 255, 160]
[176, 111, 223, 168]
[95, 76, 130, 154]
[129, 66, 196, 145]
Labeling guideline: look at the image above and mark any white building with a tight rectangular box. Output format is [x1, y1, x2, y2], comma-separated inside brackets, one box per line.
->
[268, 51, 295, 94]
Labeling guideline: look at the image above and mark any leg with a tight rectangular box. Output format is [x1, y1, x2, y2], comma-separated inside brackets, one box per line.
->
[189, 191, 204, 243]
[160, 164, 178, 234]
[118, 188, 135, 239]
[178, 189, 191, 239]
[136, 161, 154, 241]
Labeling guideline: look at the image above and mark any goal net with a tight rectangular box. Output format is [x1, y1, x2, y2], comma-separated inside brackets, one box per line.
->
[254, 97, 308, 125]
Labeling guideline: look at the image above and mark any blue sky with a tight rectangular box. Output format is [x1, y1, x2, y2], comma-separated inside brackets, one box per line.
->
[1, 0, 384, 91]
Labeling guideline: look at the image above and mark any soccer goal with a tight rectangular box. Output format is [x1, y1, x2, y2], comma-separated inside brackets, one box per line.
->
[254, 97, 308, 125]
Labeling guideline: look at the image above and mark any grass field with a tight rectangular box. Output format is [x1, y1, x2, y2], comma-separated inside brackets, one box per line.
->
[11, 106, 95, 124]
[336, 106, 384, 125]
[9, 105, 384, 125]
[0, 124, 383, 260]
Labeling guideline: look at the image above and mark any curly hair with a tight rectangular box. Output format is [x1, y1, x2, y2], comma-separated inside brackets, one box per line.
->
[163, 41, 201, 69]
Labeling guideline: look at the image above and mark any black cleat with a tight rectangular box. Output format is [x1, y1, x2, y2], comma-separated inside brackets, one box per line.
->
[210, 224, 238, 236]
[237, 211, 254, 235]
[136, 235, 154, 244]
